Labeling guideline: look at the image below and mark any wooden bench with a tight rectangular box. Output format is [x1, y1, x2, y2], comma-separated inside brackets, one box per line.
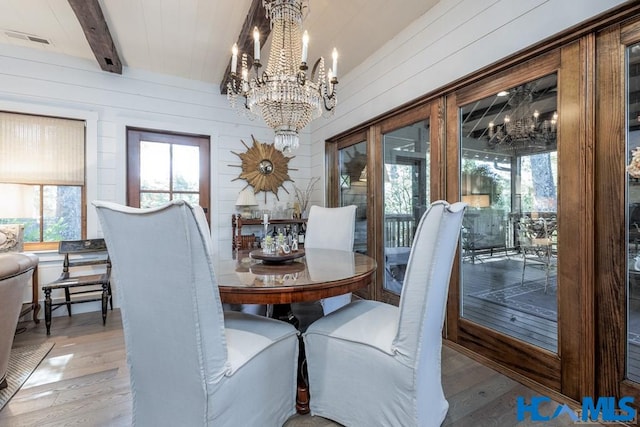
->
[42, 239, 112, 335]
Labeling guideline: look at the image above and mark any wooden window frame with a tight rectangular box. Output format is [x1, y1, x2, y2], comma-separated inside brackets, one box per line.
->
[126, 127, 211, 223]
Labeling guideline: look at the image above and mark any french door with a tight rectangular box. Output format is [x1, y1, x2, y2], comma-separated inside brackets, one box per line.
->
[327, 101, 443, 303]
[325, 2, 640, 408]
[327, 131, 371, 299]
[597, 15, 640, 411]
[446, 46, 593, 397]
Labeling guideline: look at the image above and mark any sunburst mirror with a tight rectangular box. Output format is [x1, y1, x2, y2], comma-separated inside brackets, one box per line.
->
[230, 135, 296, 200]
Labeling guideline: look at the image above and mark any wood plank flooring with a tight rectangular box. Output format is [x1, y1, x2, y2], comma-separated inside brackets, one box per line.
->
[0, 310, 600, 426]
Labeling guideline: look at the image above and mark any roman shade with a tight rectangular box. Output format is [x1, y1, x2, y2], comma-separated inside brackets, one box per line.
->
[0, 112, 85, 185]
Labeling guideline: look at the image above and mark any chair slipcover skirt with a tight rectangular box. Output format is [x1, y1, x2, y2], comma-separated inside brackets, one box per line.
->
[94, 200, 299, 427]
[303, 201, 466, 427]
[304, 300, 448, 427]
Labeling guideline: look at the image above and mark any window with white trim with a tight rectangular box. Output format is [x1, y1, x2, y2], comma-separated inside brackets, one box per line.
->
[0, 112, 85, 250]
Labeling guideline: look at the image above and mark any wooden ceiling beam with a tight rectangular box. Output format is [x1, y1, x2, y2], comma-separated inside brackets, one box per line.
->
[219, 0, 271, 94]
[68, 0, 122, 74]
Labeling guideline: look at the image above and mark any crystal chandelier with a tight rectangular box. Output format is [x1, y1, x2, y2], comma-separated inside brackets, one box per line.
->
[486, 83, 557, 155]
[227, 0, 338, 153]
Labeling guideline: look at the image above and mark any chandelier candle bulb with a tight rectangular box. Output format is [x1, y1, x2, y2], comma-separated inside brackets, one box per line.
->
[332, 48, 338, 78]
[253, 27, 260, 62]
[242, 66, 249, 92]
[301, 31, 309, 64]
[231, 44, 238, 74]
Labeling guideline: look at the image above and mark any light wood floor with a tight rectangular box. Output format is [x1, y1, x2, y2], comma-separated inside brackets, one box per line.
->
[0, 310, 598, 427]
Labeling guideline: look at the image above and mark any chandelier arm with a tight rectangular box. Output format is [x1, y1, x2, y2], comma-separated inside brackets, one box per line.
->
[310, 57, 322, 82]
[253, 69, 268, 87]
[227, 73, 242, 95]
[326, 79, 337, 99]
[323, 96, 336, 112]
[297, 69, 307, 86]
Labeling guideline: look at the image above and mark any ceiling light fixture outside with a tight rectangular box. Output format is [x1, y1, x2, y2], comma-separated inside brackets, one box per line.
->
[226, 0, 338, 153]
[486, 82, 557, 155]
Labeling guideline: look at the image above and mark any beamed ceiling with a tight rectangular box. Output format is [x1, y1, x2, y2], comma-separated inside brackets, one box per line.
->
[0, 0, 441, 90]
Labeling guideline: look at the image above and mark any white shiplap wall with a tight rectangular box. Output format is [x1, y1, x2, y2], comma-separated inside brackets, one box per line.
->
[310, 0, 629, 203]
[0, 44, 313, 256]
[0, 44, 311, 315]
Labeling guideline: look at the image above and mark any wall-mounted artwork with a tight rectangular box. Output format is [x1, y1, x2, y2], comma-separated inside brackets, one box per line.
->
[230, 135, 296, 201]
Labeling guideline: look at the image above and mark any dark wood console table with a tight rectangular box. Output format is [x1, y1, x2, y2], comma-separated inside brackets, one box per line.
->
[231, 215, 307, 251]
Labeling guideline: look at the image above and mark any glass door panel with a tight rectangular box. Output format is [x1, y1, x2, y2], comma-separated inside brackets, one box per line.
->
[383, 120, 430, 295]
[338, 141, 368, 254]
[627, 42, 640, 383]
[459, 73, 559, 352]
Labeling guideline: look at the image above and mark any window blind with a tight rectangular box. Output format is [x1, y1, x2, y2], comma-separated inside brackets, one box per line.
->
[0, 112, 85, 185]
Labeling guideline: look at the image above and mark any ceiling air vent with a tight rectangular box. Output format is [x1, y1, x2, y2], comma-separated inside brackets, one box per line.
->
[4, 30, 51, 45]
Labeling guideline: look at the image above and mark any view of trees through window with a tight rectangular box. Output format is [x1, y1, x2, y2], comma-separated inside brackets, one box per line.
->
[138, 141, 200, 208]
[462, 152, 557, 213]
[0, 183, 82, 242]
[385, 164, 420, 214]
[459, 75, 559, 351]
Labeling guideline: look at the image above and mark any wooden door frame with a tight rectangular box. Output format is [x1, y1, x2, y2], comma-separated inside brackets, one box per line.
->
[375, 101, 443, 305]
[126, 127, 211, 223]
[321, 0, 640, 408]
[326, 131, 372, 299]
[445, 45, 595, 398]
[596, 17, 640, 407]
[326, 100, 443, 304]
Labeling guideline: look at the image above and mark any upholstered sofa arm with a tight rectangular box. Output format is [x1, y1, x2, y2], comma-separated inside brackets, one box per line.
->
[0, 253, 38, 389]
[0, 253, 37, 279]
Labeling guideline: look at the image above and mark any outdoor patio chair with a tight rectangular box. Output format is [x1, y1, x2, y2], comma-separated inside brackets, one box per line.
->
[517, 216, 557, 293]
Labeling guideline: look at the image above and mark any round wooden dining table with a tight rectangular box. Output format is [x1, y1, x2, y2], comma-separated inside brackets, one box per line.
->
[215, 247, 377, 305]
[215, 247, 377, 415]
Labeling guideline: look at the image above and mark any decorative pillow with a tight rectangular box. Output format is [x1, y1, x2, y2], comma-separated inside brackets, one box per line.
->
[0, 224, 24, 253]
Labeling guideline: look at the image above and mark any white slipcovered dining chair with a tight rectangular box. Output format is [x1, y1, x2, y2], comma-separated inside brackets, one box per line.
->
[304, 205, 357, 314]
[303, 201, 466, 427]
[93, 200, 299, 427]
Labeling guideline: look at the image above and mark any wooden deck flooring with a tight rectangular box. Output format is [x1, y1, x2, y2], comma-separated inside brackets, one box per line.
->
[460, 254, 640, 382]
[0, 310, 599, 426]
[461, 256, 557, 352]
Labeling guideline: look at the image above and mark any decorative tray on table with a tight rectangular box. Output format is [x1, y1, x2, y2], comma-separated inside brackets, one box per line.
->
[249, 249, 305, 264]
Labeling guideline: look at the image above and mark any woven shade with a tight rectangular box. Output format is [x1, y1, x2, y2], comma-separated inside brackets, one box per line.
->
[0, 112, 85, 185]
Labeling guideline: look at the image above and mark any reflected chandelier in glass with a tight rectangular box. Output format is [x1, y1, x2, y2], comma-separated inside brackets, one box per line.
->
[486, 77, 558, 156]
[226, 0, 338, 153]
